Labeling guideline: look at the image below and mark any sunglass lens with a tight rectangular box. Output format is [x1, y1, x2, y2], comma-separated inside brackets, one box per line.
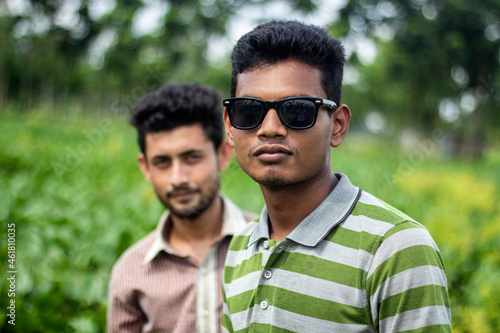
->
[230, 100, 264, 129]
[280, 99, 316, 129]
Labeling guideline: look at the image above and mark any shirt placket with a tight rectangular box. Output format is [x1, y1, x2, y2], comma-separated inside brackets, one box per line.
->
[252, 238, 289, 327]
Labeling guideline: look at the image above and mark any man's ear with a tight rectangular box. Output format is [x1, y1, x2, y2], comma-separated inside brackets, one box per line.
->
[331, 104, 351, 148]
[217, 139, 233, 171]
[223, 108, 235, 148]
[138, 153, 152, 182]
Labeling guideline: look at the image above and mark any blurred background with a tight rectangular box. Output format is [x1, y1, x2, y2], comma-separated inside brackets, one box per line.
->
[1, 0, 499, 331]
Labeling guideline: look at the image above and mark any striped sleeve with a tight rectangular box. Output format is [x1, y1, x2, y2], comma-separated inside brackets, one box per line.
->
[365, 220, 451, 332]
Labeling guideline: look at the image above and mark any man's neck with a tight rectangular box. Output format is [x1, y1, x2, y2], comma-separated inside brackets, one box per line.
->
[167, 196, 224, 262]
[262, 171, 338, 241]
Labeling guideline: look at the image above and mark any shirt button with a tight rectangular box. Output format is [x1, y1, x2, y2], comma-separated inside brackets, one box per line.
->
[260, 299, 268, 309]
[263, 240, 269, 249]
[263, 270, 272, 279]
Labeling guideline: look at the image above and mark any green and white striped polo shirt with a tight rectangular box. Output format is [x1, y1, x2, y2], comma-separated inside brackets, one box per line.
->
[222, 173, 451, 332]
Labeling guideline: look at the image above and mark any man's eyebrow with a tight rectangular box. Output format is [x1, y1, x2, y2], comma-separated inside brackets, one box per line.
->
[150, 154, 169, 162]
[151, 149, 202, 159]
[179, 149, 203, 157]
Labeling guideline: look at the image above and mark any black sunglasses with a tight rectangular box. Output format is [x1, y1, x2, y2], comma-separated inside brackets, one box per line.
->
[223, 96, 337, 130]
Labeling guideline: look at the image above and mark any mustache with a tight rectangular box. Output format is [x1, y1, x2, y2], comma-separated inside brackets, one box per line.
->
[167, 185, 200, 198]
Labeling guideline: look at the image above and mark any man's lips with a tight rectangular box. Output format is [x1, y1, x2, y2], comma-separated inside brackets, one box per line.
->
[253, 145, 293, 162]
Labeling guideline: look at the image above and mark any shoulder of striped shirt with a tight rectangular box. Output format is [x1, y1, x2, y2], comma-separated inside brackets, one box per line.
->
[360, 190, 417, 220]
[351, 192, 430, 245]
[352, 191, 436, 250]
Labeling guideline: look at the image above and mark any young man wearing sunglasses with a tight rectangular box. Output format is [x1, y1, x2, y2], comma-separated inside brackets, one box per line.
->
[107, 83, 256, 332]
[222, 21, 451, 332]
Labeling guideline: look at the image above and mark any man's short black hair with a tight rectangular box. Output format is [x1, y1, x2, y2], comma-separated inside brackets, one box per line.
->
[130, 83, 223, 154]
[230, 20, 346, 104]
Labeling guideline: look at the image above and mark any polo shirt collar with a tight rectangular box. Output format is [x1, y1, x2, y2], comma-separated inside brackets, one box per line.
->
[143, 195, 248, 264]
[248, 173, 361, 248]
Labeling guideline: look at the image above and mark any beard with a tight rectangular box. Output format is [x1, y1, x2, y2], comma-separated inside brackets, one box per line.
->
[249, 170, 300, 187]
[161, 178, 220, 220]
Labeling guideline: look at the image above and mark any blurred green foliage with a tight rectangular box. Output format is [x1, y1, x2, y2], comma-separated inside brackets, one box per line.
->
[0, 0, 315, 112]
[335, 0, 500, 159]
[1, 110, 499, 332]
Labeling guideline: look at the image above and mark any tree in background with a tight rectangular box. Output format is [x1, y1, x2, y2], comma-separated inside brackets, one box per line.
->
[332, 0, 500, 158]
[0, 0, 317, 114]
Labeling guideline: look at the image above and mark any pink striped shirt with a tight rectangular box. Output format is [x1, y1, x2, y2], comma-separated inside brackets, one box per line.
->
[107, 196, 254, 332]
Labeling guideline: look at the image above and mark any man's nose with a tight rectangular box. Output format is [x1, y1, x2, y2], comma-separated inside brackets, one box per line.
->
[256, 108, 287, 138]
[170, 161, 190, 186]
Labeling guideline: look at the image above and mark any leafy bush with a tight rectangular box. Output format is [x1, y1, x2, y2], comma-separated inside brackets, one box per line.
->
[1, 111, 499, 332]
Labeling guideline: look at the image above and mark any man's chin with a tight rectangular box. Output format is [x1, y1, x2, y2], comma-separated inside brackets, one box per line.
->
[171, 209, 204, 221]
[165, 197, 213, 221]
[161, 190, 219, 221]
[250, 172, 297, 187]
[167, 203, 202, 220]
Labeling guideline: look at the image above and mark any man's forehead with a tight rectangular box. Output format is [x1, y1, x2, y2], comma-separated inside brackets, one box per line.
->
[235, 61, 324, 99]
[144, 124, 213, 156]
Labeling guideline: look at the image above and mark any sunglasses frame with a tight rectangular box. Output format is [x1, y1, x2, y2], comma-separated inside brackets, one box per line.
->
[223, 96, 338, 130]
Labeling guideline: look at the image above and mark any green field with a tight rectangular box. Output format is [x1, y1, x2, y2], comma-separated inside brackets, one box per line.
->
[1, 110, 499, 332]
